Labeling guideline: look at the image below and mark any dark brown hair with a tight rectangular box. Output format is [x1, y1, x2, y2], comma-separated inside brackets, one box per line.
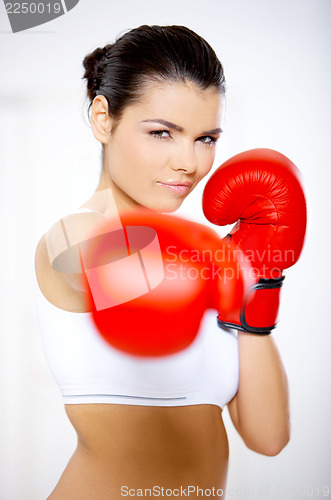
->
[82, 24, 226, 123]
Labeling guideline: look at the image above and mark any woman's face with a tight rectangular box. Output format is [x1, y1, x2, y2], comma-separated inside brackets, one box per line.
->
[102, 80, 225, 213]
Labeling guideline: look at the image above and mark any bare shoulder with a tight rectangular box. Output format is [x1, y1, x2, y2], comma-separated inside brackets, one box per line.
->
[34, 230, 86, 312]
[34, 210, 109, 312]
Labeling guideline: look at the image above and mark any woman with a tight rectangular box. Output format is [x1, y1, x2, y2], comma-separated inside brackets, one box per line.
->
[35, 25, 291, 499]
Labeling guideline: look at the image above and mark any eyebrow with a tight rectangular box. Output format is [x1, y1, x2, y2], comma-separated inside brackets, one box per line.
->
[141, 119, 223, 135]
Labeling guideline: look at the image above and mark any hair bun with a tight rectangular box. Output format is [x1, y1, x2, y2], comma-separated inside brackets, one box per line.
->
[82, 26, 225, 124]
[82, 45, 111, 100]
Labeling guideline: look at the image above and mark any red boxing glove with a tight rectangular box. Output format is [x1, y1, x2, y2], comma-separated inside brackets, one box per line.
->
[202, 148, 307, 334]
[79, 209, 248, 356]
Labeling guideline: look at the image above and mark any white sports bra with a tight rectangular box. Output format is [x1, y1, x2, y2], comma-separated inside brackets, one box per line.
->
[34, 278, 239, 410]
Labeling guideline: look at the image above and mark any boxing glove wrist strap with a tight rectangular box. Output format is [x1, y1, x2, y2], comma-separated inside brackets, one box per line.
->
[217, 275, 285, 335]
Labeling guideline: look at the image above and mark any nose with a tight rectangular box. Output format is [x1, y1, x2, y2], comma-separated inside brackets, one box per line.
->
[171, 143, 197, 174]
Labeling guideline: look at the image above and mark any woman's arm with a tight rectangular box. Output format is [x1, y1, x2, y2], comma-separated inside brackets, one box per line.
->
[227, 332, 290, 456]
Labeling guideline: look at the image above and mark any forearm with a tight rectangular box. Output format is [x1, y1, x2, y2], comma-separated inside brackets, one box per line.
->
[229, 332, 290, 456]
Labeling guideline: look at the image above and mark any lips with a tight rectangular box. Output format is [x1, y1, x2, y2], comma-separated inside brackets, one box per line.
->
[157, 181, 193, 195]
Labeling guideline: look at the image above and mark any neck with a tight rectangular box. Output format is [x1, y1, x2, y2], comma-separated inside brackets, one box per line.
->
[81, 168, 141, 218]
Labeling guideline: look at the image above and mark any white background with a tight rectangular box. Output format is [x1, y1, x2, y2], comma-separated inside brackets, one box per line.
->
[0, 0, 330, 499]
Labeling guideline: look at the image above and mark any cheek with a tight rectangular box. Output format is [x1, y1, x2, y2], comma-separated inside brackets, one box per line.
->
[140, 138, 172, 164]
[125, 136, 161, 169]
[197, 148, 217, 178]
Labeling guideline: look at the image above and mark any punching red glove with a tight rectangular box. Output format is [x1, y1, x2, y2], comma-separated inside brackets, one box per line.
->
[202, 148, 307, 334]
[79, 209, 249, 356]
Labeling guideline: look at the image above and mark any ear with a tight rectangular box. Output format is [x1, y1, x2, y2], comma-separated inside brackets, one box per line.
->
[90, 95, 114, 144]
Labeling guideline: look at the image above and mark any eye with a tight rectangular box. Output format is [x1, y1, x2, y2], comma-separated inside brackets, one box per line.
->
[149, 130, 171, 139]
[197, 136, 219, 146]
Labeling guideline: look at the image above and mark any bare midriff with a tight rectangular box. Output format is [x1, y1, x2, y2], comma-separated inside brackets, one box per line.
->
[47, 403, 229, 499]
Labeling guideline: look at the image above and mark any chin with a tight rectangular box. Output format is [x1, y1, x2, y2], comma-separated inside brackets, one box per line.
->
[150, 201, 183, 214]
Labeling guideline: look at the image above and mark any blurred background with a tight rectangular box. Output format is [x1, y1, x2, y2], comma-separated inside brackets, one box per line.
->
[0, 0, 330, 498]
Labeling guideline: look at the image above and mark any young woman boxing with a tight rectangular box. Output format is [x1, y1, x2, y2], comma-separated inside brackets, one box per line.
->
[34, 25, 306, 499]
